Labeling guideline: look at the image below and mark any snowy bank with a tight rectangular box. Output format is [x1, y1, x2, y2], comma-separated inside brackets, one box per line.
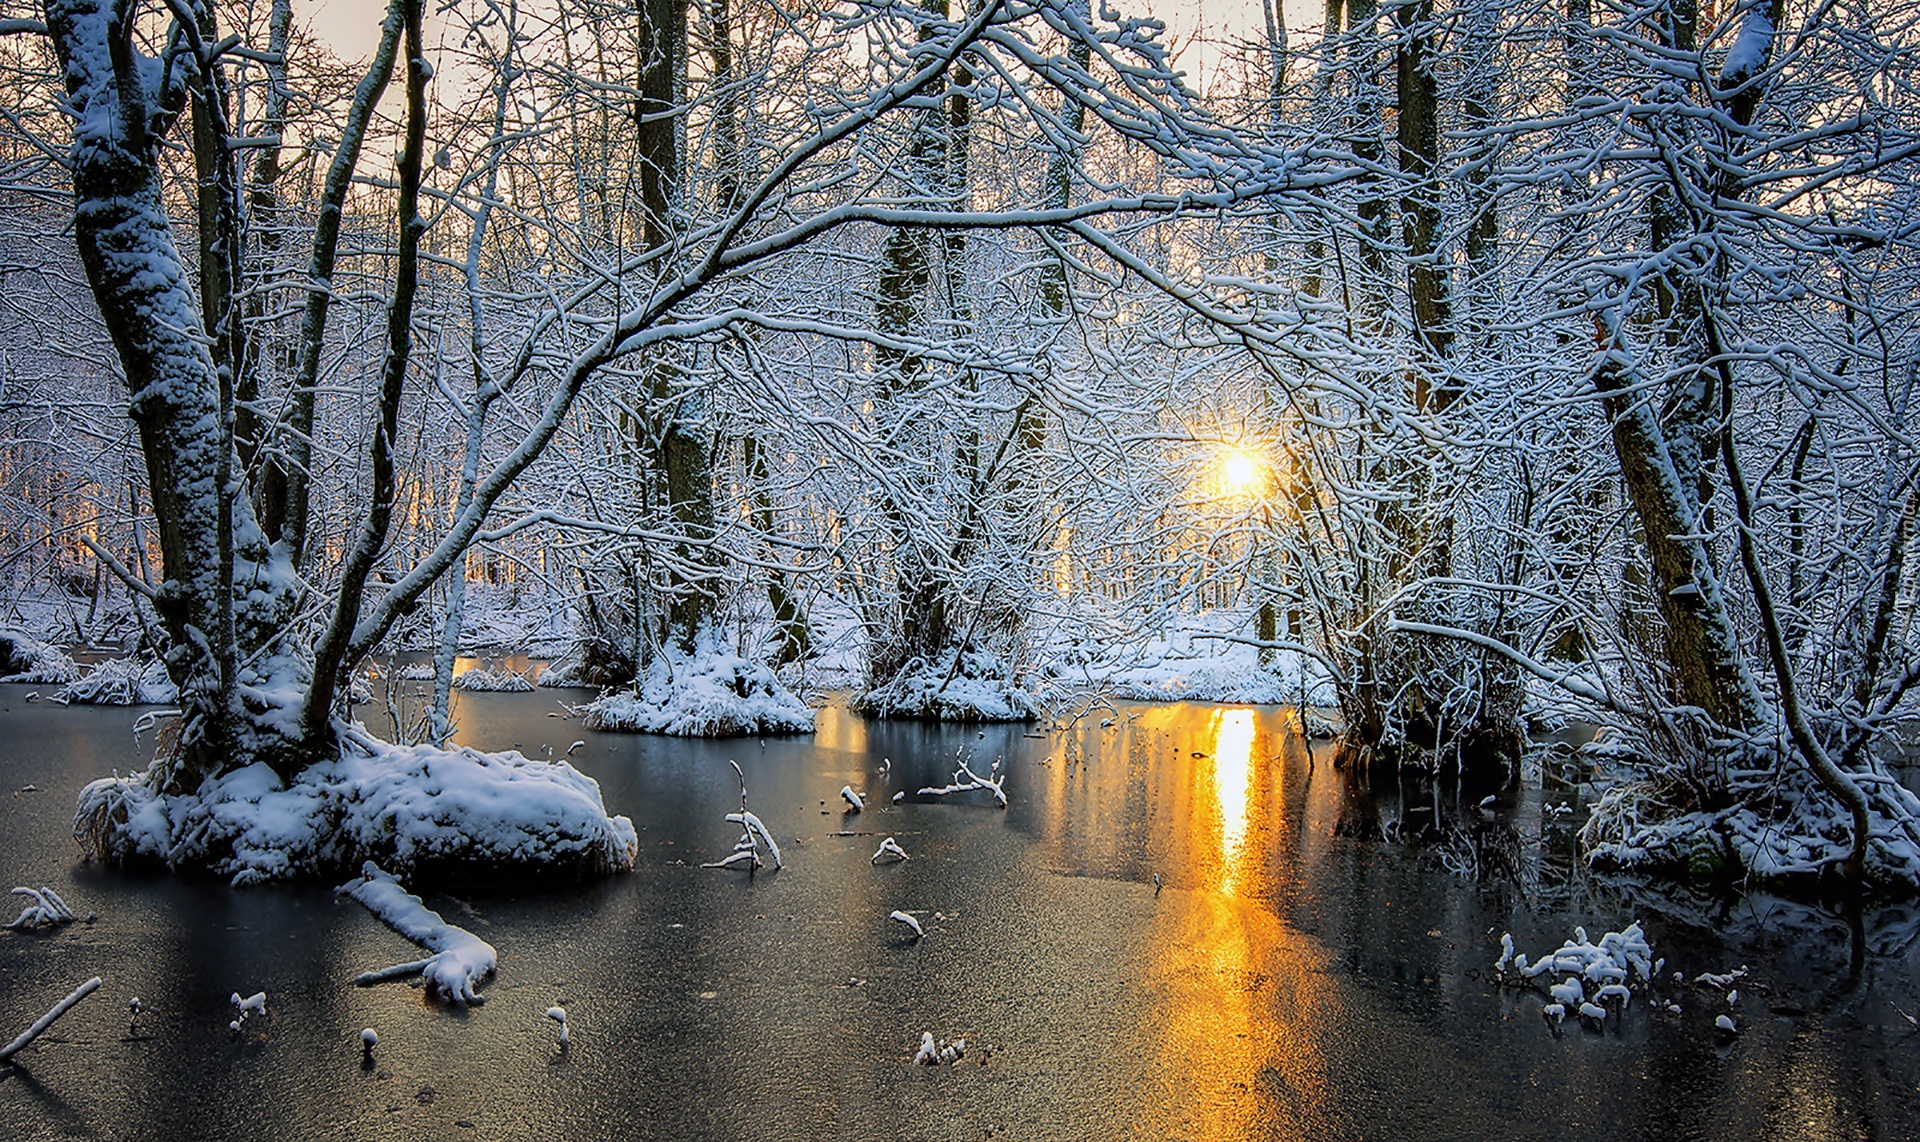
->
[75, 732, 637, 886]
[1581, 762, 1920, 893]
[581, 650, 814, 736]
[854, 651, 1038, 722]
[58, 656, 177, 705]
[0, 630, 80, 684]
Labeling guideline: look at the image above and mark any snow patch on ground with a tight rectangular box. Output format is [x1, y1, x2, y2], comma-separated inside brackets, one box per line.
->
[75, 732, 637, 885]
[855, 652, 1038, 722]
[1032, 610, 1337, 707]
[581, 650, 813, 736]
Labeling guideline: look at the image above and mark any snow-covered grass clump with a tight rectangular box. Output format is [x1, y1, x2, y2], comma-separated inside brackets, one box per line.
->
[913, 1031, 965, 1064]
[855, 651, 1038, 723]
[59, 656, 176, 705]
[75, 730, 637, 885]
[704, 760, 782, 871]
[339, 863, 496, 1004]
[0, 630, 80, 684]
[6, 886, 76, 930]
[1581, 760, 1920, 892]
[451, 666, 535, 692]
[1496, 922, 1661, 1025]
[581, 650, 813, 736]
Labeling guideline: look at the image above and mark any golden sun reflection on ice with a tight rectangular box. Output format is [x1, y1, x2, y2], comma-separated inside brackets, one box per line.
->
[1213, 708, 1254, 897]
[1140, 706, 1334, 1140]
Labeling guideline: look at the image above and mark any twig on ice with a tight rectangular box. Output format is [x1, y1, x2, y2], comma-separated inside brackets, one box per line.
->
[872, 837, 908, 864]
[1, 977, 102, 1063]
[917, 751, 1007, 808]
[704, 760, 782, 871]
[6, 886, 77, 930]
[890, 910, 924, 940]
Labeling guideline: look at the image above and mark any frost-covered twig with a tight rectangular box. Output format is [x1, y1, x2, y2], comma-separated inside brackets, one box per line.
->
[841, 785, 865, 813]
[337, 864, 496, 1005]
[890, 910, 924, 940]
[705, 760, 783, 871]
[872, 837, 908, 864]
[6, 886, 76, 930]
[917, 752, 1008, 808]
[0, 977, 101, 1063]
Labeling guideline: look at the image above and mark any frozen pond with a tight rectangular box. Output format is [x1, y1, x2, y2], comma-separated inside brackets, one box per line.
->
[2, 685, 1917, 1140]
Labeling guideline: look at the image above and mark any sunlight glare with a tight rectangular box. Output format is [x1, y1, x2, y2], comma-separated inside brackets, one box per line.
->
[1219, 447, 1262, 497]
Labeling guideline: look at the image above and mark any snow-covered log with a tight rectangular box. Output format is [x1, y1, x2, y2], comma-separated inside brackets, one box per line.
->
[338, 864, 496, 1005]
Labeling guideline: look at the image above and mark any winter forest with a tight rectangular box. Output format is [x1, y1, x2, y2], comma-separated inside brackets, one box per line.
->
[1, 0, 1919, 1130]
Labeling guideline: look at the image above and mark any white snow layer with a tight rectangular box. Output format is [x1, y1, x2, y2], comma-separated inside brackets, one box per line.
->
[76, 734, 637, 885]
[338, 863, 496, 1004]
[582, 651, 814, 736]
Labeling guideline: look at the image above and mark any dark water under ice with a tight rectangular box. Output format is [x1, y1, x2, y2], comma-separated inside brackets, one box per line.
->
[2, 680, 1916, 1141]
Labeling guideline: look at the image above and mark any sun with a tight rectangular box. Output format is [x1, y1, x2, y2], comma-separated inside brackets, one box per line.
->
[1219, 447, 1262, 495]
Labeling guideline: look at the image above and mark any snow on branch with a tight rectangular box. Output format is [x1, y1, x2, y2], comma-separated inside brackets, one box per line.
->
[337, 863, 497, 1005]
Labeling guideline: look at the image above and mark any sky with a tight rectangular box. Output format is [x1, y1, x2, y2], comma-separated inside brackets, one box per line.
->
[300, 0, 1332, 99]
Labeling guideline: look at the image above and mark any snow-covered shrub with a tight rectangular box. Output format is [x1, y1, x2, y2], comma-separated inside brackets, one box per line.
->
[0, 631, 80, 684]
[582, 651, 813, 736]
[855, 651, 1037, 722]
[59, 656, 176, 705]
[451, 666, 536, 692]
[75, 731, 637, 885]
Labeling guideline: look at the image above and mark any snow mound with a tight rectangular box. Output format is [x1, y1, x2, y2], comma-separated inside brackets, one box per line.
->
[581, 653, 814, 736]
[59, 656, 176, 705]
[0, 631, 80, 684]
[75, 735, 637, 886]
[1581, 764, 1920, 891]
[451, 666, 535, 692]
[855, 652, 1038, 723]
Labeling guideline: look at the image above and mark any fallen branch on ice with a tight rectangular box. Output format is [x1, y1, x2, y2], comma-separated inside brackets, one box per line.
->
[1, 977, 101, 1063]
[337, 864, 496, 1005]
